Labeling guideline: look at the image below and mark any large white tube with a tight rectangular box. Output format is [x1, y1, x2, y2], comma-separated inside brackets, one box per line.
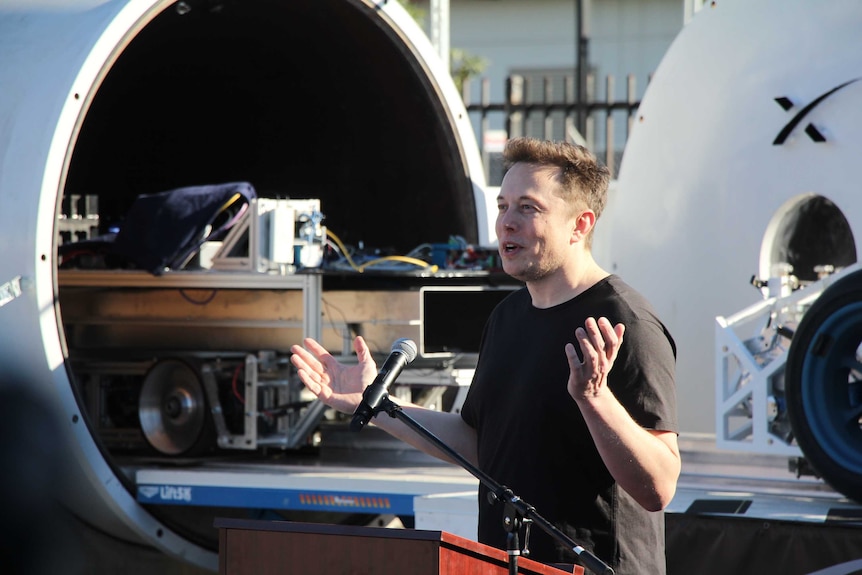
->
[0, 0, 487, 569]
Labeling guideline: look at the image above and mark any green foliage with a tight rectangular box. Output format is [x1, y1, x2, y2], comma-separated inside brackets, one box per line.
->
[399, 1, 488, 94]
[451, 48, 488, 94]
[400, 0, 426, 26]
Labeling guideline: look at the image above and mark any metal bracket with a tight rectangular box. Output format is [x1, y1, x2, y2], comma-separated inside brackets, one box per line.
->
[715, 262, 862, 455]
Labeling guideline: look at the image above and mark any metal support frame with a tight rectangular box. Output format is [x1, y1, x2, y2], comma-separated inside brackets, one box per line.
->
[715, 262, 862, 455]
[210, 197, 324, 274]
[202, 351, 329, 451]
[61, 264, 324, 453]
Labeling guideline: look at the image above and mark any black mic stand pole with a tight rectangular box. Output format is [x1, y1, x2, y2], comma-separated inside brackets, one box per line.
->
[375, 396, 614, 575]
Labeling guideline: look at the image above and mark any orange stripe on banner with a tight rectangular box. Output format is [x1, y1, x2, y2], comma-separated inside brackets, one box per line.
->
[297, 493, 393, 509]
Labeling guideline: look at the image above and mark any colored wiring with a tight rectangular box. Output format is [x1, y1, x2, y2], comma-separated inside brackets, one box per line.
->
[325, 229, 362, 271]
[356, 255, 438, 273]
[325, 228, 437, 273]
[178, 288, 218, 305]
[217, 192, 242, 214]
[231, 364, 244, 404]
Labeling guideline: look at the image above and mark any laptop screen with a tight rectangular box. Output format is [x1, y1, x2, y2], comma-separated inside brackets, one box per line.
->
[419, 286, 519, 357]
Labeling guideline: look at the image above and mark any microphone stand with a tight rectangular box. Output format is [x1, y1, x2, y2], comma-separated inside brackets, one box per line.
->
[375, 396, 614, 575]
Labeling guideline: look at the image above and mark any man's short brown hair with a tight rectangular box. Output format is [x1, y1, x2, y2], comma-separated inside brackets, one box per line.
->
[503, 137, 611, 221]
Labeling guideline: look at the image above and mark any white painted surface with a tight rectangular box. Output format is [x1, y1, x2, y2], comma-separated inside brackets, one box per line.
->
[610, 1, 862, 433]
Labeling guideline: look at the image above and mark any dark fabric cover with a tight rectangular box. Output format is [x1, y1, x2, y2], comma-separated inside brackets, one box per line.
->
[112, 182, 255, 275]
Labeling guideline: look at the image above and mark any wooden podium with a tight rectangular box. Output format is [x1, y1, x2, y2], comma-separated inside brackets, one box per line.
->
[215, 518, 584, 575]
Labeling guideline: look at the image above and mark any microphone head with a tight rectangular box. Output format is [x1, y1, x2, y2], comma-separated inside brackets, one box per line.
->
[392, 338, 418, 363]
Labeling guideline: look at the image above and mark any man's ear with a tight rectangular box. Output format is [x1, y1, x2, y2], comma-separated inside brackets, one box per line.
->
[572, 210, 596, 243]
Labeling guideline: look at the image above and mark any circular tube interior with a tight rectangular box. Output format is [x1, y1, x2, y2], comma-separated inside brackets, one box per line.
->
[0, 0, 485, 570]
[65, 0, 479, 251]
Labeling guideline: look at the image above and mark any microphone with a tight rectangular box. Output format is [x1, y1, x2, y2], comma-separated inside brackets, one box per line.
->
[349, 338, 418, 432]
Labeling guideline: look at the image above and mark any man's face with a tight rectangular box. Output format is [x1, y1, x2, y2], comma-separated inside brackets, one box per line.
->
[495, 162, 578, 283]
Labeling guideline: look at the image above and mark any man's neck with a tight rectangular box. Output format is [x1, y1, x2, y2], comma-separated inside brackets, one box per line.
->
[526, 258, 609, 309]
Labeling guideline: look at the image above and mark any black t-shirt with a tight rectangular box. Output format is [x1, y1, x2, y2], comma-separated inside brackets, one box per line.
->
[460, 275, 678, 575]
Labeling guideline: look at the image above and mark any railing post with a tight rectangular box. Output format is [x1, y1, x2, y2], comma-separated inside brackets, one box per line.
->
[506, 74, 524, 139]
[605, 75, 615, 175]
[465, 72, 641, 178]
[585, 73, 595, 152]
[565, 75, 577, 145]
[462, 76, 472, 107]
[481, 77, 491, 181]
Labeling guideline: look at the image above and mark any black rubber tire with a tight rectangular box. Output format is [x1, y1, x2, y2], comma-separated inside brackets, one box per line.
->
[785, 269, 862, 502]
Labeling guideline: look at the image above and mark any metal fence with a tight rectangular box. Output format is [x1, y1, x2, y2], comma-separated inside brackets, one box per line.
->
[462, 73, 643, 183]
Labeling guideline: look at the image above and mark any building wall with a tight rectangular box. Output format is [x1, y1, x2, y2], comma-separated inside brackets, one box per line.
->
[411, 0, 686, 157]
